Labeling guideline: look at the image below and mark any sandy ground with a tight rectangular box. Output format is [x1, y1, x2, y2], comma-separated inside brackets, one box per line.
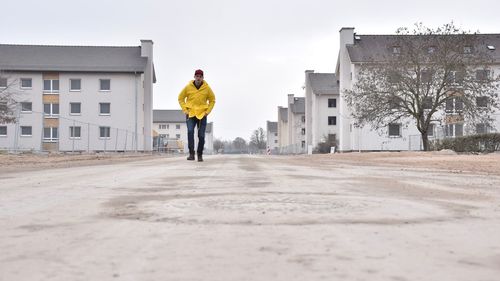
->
[1, 153, 500, 280]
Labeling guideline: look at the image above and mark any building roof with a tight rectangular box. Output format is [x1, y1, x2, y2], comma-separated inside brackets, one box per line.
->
[346, 34, 500, 63]
[278, 107, 288, 122]
[153, 110, 186, 123]
[267, 121, 277, 132]
[0, 44, 151, 73]
[291, 97, 305, 114]
[308, 73, 339, 95]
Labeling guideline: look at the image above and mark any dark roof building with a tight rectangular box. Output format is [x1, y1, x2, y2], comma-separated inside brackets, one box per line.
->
[0, 43, 156, 81]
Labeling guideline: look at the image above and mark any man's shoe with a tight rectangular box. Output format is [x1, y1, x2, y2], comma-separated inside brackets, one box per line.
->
[197, 154, 203, 162]
[187, 153, 195, 161]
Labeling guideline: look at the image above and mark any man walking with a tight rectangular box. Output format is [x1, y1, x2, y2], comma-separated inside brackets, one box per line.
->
[178, 69, 216, 162]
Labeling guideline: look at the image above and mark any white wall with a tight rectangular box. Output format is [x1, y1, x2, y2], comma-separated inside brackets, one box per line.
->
[0, 71, 148, 152]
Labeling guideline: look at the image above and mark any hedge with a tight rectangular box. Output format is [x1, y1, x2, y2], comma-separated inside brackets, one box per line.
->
[431, 133, 500, 153]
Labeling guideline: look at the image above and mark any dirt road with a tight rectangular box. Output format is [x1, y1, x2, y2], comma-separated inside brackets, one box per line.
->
[1, 154, 500, 281]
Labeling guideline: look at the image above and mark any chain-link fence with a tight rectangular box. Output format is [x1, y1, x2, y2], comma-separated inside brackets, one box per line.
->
[0, 106, 169, 154]
[277, 143, 307, 155]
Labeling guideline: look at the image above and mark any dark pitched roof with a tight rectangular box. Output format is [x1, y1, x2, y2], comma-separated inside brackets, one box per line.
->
[153, 110, 186, 123]
[0, 44, 149, 73]
[346, 34, 500, 63]
[308, 73, 339, 95]
[291, 97, 305, 114]
[278, 107, 288, 122]
[267, 121, 277, 132]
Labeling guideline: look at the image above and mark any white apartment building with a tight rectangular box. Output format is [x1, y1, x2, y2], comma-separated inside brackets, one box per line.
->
[277, 106, 288, 149]
[287, 95, 306, 153]
[266, 121, 278, 153]
[0, 41, 156, 152]
[335, 27, 500, 152]
[277, 95, 306, 154]
[304, 71, 340, 151]
[153, 109, 214, 154]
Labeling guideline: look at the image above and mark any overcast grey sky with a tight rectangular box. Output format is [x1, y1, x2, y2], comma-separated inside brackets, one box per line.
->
[2, 0, 499, 140]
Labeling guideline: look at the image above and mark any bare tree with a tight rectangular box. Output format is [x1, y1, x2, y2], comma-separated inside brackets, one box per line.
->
[232, 137, 248, 154]
[213, 138, 224, 154]
[249, 127, 266, 151]
[0, 71, 18, 123]
[344, 22, 500, 151]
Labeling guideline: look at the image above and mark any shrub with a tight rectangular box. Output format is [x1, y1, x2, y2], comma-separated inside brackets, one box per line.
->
[431, 133, 500, 153]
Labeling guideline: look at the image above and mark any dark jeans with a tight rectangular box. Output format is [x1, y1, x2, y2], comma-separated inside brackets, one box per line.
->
[186, 115, 207, 154]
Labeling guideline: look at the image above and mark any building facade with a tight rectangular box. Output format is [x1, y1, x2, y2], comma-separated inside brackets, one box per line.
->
[153, 109, 214, 154]
[304, 71, 340, 151]
[266, 121, 278, 153]
[287, 95, 306, 153]
[0, 41, 156, 152]
[277, 106, 288, 150]
[335, 27, 500, 152]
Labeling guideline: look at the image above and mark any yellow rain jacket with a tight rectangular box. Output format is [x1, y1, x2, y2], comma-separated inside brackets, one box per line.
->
[178, 80, 216, 119]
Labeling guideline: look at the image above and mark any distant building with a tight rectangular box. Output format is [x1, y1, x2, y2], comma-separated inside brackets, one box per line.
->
[304, 71, 340, 151]
[333, 27, 500, 151]
[153, 109, 214, 154]
[287, 94, 306, 153]
[266, 121, 278, 153]
[276, 95, 306, 154]
[277, 106, 288, 150]
[0, 40, 156, 152]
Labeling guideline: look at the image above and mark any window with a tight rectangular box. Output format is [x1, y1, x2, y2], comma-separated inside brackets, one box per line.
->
[99, 126, 111, 138]
[476, 70, 490, 81]
[423, 97, 433, 110]
[447, 70, 464, 85]
[0, 126, 6, 136]
[388, 123, 401, 137]
[159, 134, 167, 138]
[328, 98, 337, 108]
[301, 128, 306, 135]
[455, 124, 463, 137]
[328, 116, 337, 126]
[99, 103, 111, 115]
[43, 79, 59, 93]
[176, 134, 181, 139]
[428, 46, 436, 54]
[70, 79, 81, 91]
[43, 127, 58, 141]
[445, 97, 463, 113]
[44, 103, 59, 116]
[21, 102, 32, 112]
[100, 79, 111, 91]
[301, 141, 305, 148]
[477, 96, 488, 108]
[421, 71, 432, 83]
[445, 124, 463, 137]
[21, 126, 32, 136]
[70, 126, 81, 138]
[463, 46, 472, 54]
[20, 78, 32, 88]
[476, 124, 488, 134]
[428, 124, 435, 137]
[0, 78, 7, 88]
[159, 124, 167, 130]
[301, 116, 305, 123]
[70, 102, 81, 115]
[176, 124, 181, 129]
[274, 140, 278, 144]
[274, 133, 278, 137]
[392, 46, 401, 54]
